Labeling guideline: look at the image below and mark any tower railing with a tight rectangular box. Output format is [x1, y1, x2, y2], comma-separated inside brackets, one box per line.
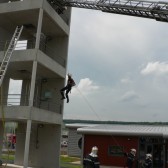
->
[0, 94, 62, 114]
[0, 39, 66, 67]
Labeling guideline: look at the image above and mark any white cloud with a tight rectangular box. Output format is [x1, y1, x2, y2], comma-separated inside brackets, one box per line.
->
[120, 78, 133, 84]
[65, 8, 168, 122]
[141, 62, 168, 75]
[72, 78, 99, 95]
[120, 90, 139, 102]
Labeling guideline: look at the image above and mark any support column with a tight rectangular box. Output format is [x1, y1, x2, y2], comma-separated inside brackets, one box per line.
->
[0, 121, 4, 158]
[23, 120, 31, 168]
[23, 8, 43, 168]
[29, 61, 37, 107]
[35, 8, 43, 49]
[2, 78, 10, 105]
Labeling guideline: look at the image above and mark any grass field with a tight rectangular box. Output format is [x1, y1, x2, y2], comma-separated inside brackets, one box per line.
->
[2, 154, 82, 168]
[60, 155, 82, 168]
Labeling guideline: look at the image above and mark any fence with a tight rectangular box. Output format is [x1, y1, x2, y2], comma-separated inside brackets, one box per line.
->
[0, 39, 66, 67]
[1, 94, 62, 113]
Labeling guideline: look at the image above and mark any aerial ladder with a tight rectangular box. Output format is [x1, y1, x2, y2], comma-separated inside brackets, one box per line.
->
[0, 25, 23, 87]
[47, 0, 168, 22]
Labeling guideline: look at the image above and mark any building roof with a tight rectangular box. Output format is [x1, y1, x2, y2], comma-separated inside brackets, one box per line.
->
[77, 124, 168, 138]
[65, 123, 96, 128]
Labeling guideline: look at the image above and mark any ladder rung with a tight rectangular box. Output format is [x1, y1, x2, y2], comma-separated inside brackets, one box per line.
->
[0, 25, 23, 87]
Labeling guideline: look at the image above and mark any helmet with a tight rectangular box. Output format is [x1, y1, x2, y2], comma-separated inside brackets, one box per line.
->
[131, 148, 136, 152]
[91, 146, 98, 155]
[92, 146, 98, 151]
[130, 149, 136, 156]
[146, 154, 152, 159]
[67, 73, 72, 77]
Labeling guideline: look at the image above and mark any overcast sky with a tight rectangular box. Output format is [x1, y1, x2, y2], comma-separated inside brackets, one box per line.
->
[63, 7, 168, 122]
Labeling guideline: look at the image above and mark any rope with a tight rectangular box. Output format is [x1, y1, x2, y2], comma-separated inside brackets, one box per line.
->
[74, 87, 128, 152]
[74, 86, 135, 167]
[75, 87, 102, 121]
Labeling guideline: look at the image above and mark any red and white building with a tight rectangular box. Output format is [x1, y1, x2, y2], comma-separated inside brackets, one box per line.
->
[77, 124, 168, 168]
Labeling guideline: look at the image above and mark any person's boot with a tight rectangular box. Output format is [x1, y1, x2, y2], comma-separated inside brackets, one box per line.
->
[60, 91, 65, 100]
[66, 94, 69, 103]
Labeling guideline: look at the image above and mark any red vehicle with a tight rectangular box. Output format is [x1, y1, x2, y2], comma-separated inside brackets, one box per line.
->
[6, 133, 16, 149]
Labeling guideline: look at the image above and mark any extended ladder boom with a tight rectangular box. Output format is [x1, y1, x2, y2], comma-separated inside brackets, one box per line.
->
[0, 26, 23, 87]
[48, 0, 168, 22]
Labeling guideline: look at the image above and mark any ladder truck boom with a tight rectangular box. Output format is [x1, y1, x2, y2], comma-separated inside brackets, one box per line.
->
[48, 0, 168, 22]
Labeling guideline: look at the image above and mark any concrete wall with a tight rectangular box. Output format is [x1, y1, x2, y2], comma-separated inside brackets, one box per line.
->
[0, 27, 13, 43]
[0, 0, 8, 3]
[43, 0, 70, 34]
[36, 78, 64, 113]
[68, 128, 82, 157]
[21, 76, 65, 113]
[37, 50, 66, 77]
[29, 124, 61, 168]
[1, 74, 65, 119]
[14, 122, 26, 165]
[15, 123, 62, 168]
[47, 36, 69, 65]
[59, 7, 72, 26]
[0, 0, 21, 2]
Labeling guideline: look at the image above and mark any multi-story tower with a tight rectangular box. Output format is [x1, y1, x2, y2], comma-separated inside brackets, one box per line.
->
[0, 0, 71, 167]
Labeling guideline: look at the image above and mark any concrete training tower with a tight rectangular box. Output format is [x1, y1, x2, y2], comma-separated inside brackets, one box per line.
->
[0, 0, 71, 167]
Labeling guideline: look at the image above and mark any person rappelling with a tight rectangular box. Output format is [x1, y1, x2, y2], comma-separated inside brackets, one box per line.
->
[60, 73, 76, 103]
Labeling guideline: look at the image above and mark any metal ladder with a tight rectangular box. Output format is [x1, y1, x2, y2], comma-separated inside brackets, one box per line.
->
[0, 25, 23, 87]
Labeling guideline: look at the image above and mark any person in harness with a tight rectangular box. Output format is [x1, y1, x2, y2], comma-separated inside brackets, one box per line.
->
[83, 146, 100, 168]
[60, 73, 76, 103]
[142, 154, 152, 168]
[125, 148, 136, 168]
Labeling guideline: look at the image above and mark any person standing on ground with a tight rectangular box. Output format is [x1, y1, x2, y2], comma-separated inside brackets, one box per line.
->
[83, 146, 100, 168]
[125, 148, 136, 168]
[142, 154, 152, 168]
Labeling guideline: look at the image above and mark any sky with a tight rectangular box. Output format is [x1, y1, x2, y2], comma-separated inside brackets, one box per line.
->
[8, 4, 168, 122]
[63, 7, 168, 122]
